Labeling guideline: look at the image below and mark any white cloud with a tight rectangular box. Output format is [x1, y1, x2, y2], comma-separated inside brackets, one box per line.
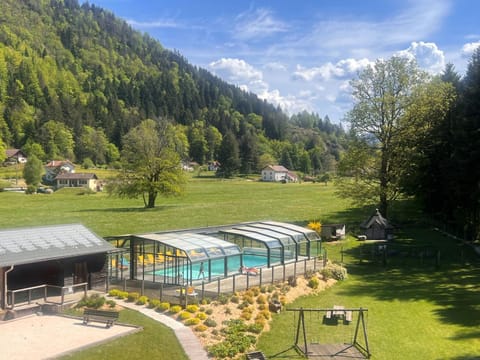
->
[233, 8, 289, 41]
[462, 41, 480, 56]
[209, 58, 263, 83]
[292, 58, 372, 82]
[396, 41, 445, 74]
[127, 18, 181, 29]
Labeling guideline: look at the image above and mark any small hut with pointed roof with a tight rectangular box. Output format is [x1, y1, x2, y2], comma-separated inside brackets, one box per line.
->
[360, 209, 394, 240]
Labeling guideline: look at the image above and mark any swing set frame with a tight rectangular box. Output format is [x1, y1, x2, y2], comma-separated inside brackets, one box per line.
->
[287, 307, 371, 359]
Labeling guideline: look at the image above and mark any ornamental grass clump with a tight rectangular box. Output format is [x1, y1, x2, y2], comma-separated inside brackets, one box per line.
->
[136, 295, 149, 305]
[196, 312, 208, 320]
[127, 292, 140, 302]
[184, 317, 200, 326]
[148, 299, 161, 309]
[169, 305, 182, 314]
[186, 304, 199, 313]
[178, 311, 192, 321]
[157, 302, 170, 312]
[195, 324, 208, 332]
[308, 276, 320, 289]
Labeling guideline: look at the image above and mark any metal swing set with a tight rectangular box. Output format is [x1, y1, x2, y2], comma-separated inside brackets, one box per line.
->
[287, 307, 371, 359]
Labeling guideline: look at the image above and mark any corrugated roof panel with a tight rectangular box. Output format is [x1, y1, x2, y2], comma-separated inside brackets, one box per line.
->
[0, 224, 114, 267]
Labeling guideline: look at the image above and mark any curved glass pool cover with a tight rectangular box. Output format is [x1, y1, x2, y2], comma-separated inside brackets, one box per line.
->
[131, 232, 242, 285]
[220, 221, 320, 267]
[109, 221, 321, 285]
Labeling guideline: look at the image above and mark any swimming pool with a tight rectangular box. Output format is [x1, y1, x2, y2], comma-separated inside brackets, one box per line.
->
[149, 254, 271, 280]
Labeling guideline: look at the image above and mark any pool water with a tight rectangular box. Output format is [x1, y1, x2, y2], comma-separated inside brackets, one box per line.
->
[150, 254, 269, 279]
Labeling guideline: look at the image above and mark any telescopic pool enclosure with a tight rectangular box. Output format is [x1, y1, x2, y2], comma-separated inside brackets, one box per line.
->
[107, 221, 321, 286]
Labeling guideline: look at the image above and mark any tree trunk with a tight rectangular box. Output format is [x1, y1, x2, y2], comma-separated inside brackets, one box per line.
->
[379, 149, 389, 218]
[146, 191, 157, 208]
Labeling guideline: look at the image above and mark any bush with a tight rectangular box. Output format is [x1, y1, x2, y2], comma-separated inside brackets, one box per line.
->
[217, 294, 230, 305]
[196, 312, 208, 320]
[321, 262, 348, 280]
[116, 291, 128, 299]
[169, 305, 182, 314]
[76, 294, 105, 309]
[205, 308, 213, 315]
[230, 295, 240, 303]
[157, 302, 170, 312]
[148, 299, 161, 309]
[127, 292, 140, 302]
[106, 299, 116, 308]
[204, 318, 217, 327]
[184, 317, 200, 326]
[186, 304, 199, 313]
[136, 295, 149, 305]
[287, 275, 297, 287]
[308, 276, 320, 289]
[243, 294, 254, 305]
[256, 294, 267, 304]
[178, 311, 192, 320]
[195, 324, 208, 332]
[247, 322, 264, 334]
[108, 289, 120, 297]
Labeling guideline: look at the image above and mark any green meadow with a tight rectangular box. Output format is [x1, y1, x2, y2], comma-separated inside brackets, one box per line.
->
[1, 175, 478, 359]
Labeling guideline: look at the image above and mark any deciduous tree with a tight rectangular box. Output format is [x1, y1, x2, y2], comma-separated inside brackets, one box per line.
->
[338, 56, 454, 217]
[107, 119, 186, 208]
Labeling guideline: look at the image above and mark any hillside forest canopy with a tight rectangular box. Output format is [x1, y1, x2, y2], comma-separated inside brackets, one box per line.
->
[0, 0, 479, 239]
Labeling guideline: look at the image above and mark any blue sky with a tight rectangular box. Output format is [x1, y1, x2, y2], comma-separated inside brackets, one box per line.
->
[84, 0, 480, 123]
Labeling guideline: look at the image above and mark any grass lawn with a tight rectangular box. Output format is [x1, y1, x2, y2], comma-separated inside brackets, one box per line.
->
[59, 308, 188, 360]
[1, 175, 479, 359]
[258, 230, 480, 360]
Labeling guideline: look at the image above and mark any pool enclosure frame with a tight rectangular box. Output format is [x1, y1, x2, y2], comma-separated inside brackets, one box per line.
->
[107, 221, 321, 286]
[108, 232, 242, 286]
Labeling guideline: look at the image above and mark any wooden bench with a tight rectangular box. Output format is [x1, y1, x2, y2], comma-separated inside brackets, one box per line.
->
[83, 308, 119, 328]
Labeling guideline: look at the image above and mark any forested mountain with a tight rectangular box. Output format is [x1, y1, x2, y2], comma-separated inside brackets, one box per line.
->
[0, 0, 344, 175]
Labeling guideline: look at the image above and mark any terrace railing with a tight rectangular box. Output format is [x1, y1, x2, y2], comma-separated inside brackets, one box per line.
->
[6, 282, 88, 309]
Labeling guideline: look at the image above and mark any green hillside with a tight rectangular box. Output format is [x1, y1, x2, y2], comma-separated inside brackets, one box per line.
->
[0, 0, 344, 175]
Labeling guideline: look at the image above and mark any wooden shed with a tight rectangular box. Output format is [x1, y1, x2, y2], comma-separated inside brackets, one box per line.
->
[360, 209, 394, 240]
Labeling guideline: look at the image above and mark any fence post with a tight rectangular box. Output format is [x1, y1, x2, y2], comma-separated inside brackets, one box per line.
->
[141, 280, 145, 296]
[304, 259, 307, 274]
[246, 273, 250, 289]
[271, 266, 275, 283]
[159, 283, 163, 301]
[259, 268, 263, 287]
[282, 264, 286, 282]
[233, 275, 236, 293]
[217, 278, 221, 298]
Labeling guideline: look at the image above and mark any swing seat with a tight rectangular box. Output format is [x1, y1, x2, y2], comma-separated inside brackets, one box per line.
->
[246, 351, 267, 360]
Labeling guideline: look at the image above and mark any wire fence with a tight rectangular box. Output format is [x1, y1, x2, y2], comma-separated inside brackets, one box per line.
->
[109, 257, 324, 305]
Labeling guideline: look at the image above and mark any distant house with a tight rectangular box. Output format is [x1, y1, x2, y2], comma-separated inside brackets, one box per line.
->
[4, 149, 27, 164]
[55, 173, 99, 191]
[321, 224, 346, 241]
[261, 165, 298, 182]
[44, 160, 75, 183]
[208, 161, 220, 171]
[360, 209, 394, 240]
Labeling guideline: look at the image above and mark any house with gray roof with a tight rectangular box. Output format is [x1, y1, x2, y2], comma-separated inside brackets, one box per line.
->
[0, 224, 114, 310]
